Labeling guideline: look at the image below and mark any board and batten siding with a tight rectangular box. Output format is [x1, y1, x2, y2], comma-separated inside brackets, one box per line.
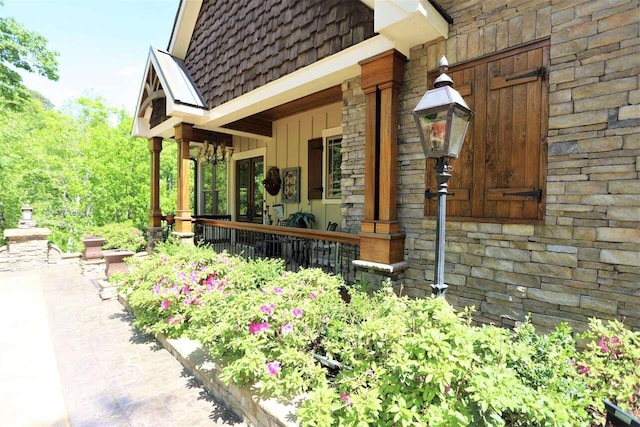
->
[232, 102, 343, 229]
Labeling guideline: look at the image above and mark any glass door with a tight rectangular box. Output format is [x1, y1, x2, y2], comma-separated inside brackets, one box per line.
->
[236, 156, 264, 223]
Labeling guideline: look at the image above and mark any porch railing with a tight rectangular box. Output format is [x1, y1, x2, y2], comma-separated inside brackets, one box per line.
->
[193, 218, 361, 283]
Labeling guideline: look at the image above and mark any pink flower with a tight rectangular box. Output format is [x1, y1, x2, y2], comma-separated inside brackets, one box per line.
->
[249, 321, 270, 335]
[577, 363, 590, 375]
[292, 308, 303, 318]
[260, 303, 276, 316]
[183, 295, 201, 306]
[273, 287, 283, 295]
[598, 336, 610, 351]
[152, 284, 162, 295]
[280, 323, 294, 335]
[266, 361, 281, 377]
[160, 300, 171, 310]
[322, 315, 330, 323]
[340, 393, 352, 406]
[610, 336, 621, 345]
[167, 315, 184, 325]
[181, 285, 191, 295]
[444, 384, 452, 393]
[190, 270, 199, 283]
[310, 292, 317, 300]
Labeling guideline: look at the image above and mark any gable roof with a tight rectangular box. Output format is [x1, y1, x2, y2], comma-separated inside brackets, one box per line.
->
[132, 0, 451, 139]
[132, 47, 207, 137]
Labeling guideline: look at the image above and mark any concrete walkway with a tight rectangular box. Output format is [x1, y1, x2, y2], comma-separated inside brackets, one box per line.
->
[0, 264, 246, 427]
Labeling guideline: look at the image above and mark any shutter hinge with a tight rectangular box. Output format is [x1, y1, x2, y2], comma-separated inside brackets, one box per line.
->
[502, 189, 542, 202]
[506, 67, 546, 82]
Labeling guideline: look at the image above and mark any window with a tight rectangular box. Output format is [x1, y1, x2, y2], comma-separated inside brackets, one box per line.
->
[236, 156, 264, 223]
[308, 127, 343, 202]
[325, 134, 342, 199]
[425, 41, 549, 221]
[200, 161, 227, 215]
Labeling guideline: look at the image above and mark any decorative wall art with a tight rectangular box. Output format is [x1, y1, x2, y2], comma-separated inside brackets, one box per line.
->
[272, 204, 285, 220]
[281, 167, 300, 203]
[262, 166, 281, 196]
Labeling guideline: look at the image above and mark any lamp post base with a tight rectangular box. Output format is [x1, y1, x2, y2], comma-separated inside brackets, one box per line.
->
[431, 283, 448, 296]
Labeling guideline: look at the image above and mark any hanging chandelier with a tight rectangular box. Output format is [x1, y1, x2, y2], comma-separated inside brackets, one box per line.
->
[198, 140, 233, 164]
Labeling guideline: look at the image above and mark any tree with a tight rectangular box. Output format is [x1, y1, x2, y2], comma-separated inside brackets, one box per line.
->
[0, 95, 162, 252]
[0, 2, 59, 111]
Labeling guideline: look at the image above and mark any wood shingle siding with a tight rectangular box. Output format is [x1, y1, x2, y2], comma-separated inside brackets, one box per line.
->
[184, 0, 375, 109]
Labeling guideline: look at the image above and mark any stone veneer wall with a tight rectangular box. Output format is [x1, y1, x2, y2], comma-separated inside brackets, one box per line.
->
[342, 0, 640, 333]
[340, 77, 367, 234]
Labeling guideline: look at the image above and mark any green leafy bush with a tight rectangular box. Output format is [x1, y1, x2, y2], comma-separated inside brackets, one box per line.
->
[90, 221, 146, 252]
[119, 245, 640, 426]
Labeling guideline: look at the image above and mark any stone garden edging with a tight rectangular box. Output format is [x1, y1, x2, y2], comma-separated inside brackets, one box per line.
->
[118, 295, 301, 427]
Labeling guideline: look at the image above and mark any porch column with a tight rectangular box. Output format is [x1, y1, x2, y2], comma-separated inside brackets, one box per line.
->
[147, 137, 164, 251]
[357, 49, 406, 265]
[174, 123, 193, 237]
[149, 137, 163, 227]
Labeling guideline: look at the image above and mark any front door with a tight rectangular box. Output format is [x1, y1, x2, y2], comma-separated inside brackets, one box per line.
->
[236, 156, 264, 223]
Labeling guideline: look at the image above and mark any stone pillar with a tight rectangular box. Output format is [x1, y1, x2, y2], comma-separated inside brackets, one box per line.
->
[3, 228, 52, 271]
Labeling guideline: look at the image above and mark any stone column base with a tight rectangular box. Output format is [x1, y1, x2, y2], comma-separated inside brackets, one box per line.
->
[171, 231, 195, 246]
[80, 258, 106, 279]
[147, 226, 164, 252]
[353, 259, 408, 293]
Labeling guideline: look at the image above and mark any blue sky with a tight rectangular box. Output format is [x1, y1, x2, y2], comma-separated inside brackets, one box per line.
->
[2, 0, 179, 114]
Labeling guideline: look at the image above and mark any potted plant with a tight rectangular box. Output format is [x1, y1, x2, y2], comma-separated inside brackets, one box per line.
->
[262, 166, 281, 196]
[163, 212, 175, 226]
[286, 211, 316, 228]
[90, 222, 146, 277]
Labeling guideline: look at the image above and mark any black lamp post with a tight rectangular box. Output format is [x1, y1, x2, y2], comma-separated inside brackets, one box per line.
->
[413, 56, 473, 297]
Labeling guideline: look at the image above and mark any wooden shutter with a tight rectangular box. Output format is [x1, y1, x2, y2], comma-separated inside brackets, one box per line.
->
[425, 41, 548, 221]
[308, 138, 323, 200]
[484, 47, 546, 220]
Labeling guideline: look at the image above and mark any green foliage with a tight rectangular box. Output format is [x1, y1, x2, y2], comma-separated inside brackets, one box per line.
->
[286, 211, 316, 228]
[575, 319, 640, 420]
[90, 221, 146, 252]
[0, 5, 59, 111]
[0, 95, 177, 251]
[120, 246, 640, 426]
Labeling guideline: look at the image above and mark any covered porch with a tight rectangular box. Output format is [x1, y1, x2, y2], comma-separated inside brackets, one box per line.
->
[132, 0, 451, 282]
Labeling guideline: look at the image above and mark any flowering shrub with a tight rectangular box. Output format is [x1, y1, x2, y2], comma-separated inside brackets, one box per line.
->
[89, 221, 146, 252]
[118, 244, 640, 426]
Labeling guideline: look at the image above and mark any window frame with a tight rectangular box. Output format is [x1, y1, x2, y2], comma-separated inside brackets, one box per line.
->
[198, 160, 228, 216]
[322, 126, 343, 204]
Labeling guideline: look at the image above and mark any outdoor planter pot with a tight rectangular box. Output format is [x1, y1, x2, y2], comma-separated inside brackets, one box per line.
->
[81, 237, 106, 260]
[103, 249, 134, 277]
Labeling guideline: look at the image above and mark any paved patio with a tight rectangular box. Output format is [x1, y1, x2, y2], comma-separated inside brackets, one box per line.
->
[0, 264, 246, 427]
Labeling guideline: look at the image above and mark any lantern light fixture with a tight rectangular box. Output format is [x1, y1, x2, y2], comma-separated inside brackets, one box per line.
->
[412, 56, 474, 297]
[413, 56, 473, 160]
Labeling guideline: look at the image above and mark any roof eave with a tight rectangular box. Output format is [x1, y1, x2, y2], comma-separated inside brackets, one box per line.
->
[167, 0, 203, 60]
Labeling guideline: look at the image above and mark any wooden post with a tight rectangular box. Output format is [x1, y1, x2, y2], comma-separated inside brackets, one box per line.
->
[149, 137, 163, 228]
[358, 49, 406, 264]
[174, 123, 193, 234]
